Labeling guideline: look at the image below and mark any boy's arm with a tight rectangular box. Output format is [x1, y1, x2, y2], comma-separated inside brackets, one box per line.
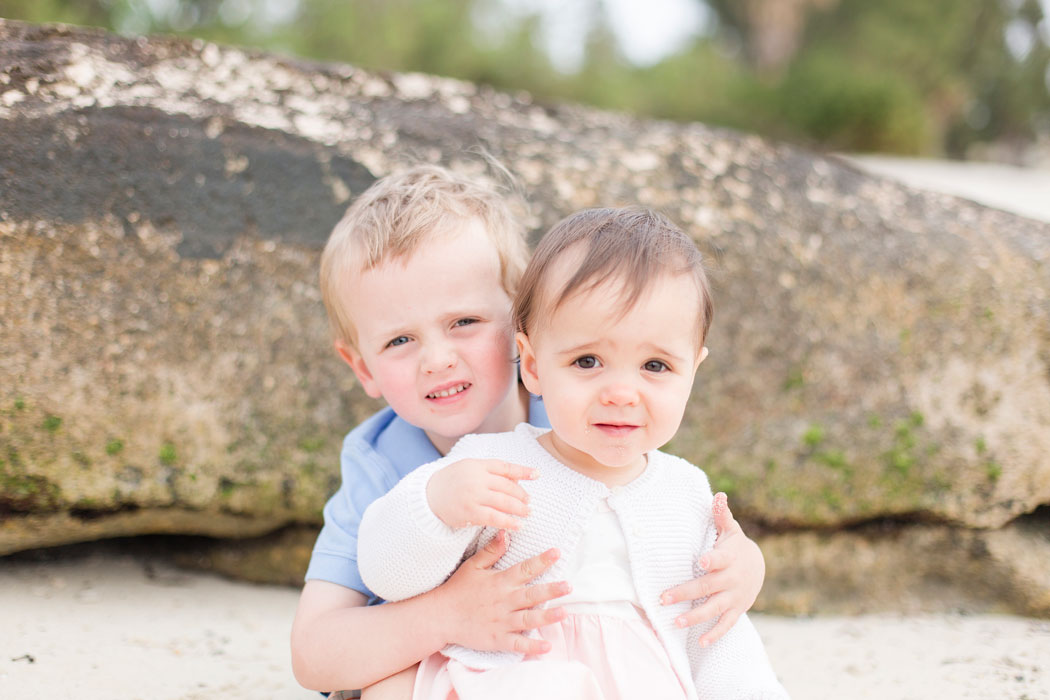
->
[660, 492, 766, 646]
[291, 533, 569, 692]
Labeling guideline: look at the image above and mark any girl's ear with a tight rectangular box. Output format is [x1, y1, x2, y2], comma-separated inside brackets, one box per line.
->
[693, 346, 710, 375]
[516, 332, 541, 396]
[335, 340, 383, 399]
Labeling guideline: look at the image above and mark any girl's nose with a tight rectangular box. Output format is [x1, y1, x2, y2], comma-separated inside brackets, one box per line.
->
[599, 379, 639, 406]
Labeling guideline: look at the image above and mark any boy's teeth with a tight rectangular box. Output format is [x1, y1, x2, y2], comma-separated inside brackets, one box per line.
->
[429, 384, 467, 399]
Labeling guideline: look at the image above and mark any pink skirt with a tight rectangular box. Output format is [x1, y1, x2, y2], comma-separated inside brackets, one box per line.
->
[412, 608, 689, 700]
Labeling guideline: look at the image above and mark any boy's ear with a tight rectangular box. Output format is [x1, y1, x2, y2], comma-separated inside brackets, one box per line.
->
[335, 340, 383, 399]
[516, 332, 541, 396]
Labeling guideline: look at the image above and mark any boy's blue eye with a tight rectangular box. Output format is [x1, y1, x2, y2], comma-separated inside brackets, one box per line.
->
[644, 360, 669, 373]
[387, 336, 411, 348]
[573, 356, 599, 369]
[454, 318, 479, 327]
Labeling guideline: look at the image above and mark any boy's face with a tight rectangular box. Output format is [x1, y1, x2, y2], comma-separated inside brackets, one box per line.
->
[338, 218, 523, 454]
[517, 265, 707, 484]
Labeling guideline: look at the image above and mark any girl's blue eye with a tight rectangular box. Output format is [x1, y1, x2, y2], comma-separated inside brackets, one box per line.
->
[454, 318, 479, 327]
[387, 336, 410, 348]
[574, 356, 598, 369]
[644, 360, 669, 373]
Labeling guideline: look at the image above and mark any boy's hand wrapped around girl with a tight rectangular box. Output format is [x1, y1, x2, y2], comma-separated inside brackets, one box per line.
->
[662, 492, 767, 647]
[434, 530, 570, 655]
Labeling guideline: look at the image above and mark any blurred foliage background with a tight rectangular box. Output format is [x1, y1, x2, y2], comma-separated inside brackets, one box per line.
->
[2, 0, 1049, 159]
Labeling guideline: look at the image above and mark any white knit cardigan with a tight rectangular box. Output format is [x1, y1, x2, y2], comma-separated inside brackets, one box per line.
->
[358, 423, 789, 700]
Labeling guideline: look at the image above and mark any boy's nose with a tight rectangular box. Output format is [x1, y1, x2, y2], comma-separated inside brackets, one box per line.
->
[422, 343, 458, 373]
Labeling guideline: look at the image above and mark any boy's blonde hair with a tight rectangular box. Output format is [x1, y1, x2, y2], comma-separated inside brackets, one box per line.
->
[514, 206, 713, 350]
[320, 164, 529, 349]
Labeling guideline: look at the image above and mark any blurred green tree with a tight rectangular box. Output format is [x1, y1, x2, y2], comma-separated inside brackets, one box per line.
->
[1, 0, 1047, 157]
[699, 0, 1050, 155]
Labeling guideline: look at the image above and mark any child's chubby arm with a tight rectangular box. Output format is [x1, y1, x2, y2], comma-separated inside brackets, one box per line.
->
[291, 532, 569, 692]
[660, 492, 766, 646]
[357, 456, 537, 601]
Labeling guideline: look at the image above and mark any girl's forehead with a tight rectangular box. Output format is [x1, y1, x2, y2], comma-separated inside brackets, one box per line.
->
[536, 269, 704, 353]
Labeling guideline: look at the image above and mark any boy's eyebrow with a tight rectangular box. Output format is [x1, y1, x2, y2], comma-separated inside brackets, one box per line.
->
[442, 307, 489, 319]
[360, 322, 412, 346]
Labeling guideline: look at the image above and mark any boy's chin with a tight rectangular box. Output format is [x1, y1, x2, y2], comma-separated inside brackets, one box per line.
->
[419, 417, 489, 451]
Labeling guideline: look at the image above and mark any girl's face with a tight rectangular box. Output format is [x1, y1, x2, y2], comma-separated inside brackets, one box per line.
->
[338, 218, 525, 455]
[516, 270, 707, 486]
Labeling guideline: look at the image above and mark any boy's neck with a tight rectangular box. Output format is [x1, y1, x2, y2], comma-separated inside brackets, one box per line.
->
[426, 381, 530, 456]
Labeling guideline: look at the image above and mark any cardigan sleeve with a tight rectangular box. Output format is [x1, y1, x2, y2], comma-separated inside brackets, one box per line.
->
[357, 454, 481, 602]
[682, 475, 790, 698]
[664, 456, 790, 699]
[688, 612, 790, 699]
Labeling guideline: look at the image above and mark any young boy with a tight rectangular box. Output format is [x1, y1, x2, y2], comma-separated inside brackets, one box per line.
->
[290, 165, 766, 698]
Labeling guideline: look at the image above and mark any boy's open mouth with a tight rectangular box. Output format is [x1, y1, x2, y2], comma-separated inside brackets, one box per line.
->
[426, 382, 470, 400]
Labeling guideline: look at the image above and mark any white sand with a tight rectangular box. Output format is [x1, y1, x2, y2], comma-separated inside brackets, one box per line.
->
[2, 550, 1049, 699]
[844, 154, 1050, 224]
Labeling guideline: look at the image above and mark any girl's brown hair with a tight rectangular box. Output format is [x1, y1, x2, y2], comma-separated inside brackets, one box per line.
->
[514, 207, 713, 349]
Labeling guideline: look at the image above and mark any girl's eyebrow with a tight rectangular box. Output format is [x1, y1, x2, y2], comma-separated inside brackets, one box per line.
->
[554, 341, 600, 356]
[642, 343, 689, 362]
[553, 340, 692, 367]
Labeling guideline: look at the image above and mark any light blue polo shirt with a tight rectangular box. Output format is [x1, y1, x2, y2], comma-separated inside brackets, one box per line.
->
[305, 394, 549, 603]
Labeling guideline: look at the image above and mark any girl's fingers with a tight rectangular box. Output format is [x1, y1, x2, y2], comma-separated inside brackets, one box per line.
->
[488, 460, 539, 482]
[486, 475, 531, 506]
[476, 506, 524, 531]
[481, 490, 530, 518]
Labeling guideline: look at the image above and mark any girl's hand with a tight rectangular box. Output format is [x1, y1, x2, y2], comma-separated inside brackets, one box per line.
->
[436, 530, 571, 654]
[660, 492, 766, 647]
[426, 459, 537, 530]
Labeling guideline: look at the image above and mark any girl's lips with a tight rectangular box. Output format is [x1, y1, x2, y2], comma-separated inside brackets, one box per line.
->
[593, 423, 639, 436]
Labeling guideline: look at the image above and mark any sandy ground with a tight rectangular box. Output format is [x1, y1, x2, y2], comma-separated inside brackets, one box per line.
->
[2, 548, 1049, 700]
[845, 154, 1050, 224]
[4, 157, 1049, 699]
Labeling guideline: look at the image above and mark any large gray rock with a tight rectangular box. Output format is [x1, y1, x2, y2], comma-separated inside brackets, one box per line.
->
[1, 22, 1048, 612]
